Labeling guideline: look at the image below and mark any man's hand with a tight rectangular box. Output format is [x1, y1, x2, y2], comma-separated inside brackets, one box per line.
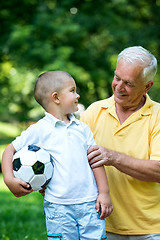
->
[88, 145, 114, 168]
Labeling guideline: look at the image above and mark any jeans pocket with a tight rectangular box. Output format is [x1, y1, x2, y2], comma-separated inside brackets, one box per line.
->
[47, 233, 62, 239]
[101, 236, 107, 240]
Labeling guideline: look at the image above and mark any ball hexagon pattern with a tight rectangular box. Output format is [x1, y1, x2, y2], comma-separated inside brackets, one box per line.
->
[13, 145, 54, 191]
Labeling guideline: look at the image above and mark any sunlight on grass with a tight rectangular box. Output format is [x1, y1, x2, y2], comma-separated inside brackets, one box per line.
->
[0, 144, 5, 161]
[0, 121, 23, 162]
[0, 122, 21, 137]
[0, 174, 8, 191]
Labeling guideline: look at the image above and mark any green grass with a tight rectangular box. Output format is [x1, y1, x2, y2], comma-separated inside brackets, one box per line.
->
[0, 122, 21, 138]
[0, 174, 47, 240]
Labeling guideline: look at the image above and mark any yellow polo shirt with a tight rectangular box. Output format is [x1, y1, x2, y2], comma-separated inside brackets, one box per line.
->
[81, 94, 160, 235]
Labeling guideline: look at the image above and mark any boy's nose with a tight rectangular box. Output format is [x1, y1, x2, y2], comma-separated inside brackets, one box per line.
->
[76, 93, 80, 99]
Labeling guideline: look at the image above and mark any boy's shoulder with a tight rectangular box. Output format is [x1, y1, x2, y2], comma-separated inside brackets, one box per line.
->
[78, 118, 91, 129]
[26, 115, 49, 132]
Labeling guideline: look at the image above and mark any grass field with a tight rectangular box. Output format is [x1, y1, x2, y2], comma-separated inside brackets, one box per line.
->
[0, 122, 47, 240]
[0, 174, 47, 240]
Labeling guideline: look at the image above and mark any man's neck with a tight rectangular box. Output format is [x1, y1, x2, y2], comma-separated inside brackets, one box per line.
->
[115, 96, 146, 124]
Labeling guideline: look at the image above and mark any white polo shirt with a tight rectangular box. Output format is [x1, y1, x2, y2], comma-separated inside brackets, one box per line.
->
[12, 112, 98, 204]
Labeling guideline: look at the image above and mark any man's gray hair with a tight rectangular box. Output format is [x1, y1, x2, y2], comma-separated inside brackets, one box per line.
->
[117, 46, 157, 83]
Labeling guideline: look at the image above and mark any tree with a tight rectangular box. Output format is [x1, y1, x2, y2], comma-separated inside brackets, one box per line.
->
[0, 0, 160, 122]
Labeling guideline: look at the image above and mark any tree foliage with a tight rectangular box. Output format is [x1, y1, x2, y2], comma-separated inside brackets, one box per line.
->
[0, 0, 160, 122]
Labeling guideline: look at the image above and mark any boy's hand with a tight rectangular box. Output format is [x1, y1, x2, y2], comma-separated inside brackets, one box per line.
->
[96, 193, 113, 219]
[39, 186, 46, 197]
[2, 143, 32, 197]
[6, 177, 33, 197]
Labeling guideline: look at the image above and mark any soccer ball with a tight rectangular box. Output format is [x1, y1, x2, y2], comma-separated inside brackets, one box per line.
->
[13, 145, 54, 191]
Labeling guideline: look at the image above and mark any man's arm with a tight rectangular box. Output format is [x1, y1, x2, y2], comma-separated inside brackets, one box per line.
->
[92, 165, 113, 219]
[2, 143, 32, 197]
[88, 145, 160, 182]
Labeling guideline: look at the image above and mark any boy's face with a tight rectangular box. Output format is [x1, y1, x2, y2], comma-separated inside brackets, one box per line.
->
[58, 77, 80, 115]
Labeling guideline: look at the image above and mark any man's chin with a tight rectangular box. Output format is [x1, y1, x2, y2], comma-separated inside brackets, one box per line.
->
[114, 95, 127, 102]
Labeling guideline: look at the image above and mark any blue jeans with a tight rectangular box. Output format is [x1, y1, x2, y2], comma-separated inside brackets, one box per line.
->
[44, 200, 107, 240]
[107, 232, 160, 240]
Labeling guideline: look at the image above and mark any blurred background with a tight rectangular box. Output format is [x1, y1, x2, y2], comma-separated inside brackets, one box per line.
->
[1, 0, 160, 124]
[0, 0, 160, 239]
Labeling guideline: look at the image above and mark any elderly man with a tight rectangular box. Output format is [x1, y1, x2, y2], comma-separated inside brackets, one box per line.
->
[81, 46, 160, 240]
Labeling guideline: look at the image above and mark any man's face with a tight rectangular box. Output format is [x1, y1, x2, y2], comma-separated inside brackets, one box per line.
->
[112, 59, 147, 109]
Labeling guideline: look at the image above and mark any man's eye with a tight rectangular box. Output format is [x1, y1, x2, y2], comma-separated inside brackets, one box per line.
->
[115, 75, 120, 81]
[126, 82, 134, 87]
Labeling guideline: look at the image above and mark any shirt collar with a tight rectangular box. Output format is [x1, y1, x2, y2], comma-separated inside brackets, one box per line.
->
[101, 95, 115, 109]
[100, 94, 153, 116]
[44, 112, 80, 127]
[68, 114, 80, 125]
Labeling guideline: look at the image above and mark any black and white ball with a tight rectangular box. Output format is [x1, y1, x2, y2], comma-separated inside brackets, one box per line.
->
[13, 145, 54, 191]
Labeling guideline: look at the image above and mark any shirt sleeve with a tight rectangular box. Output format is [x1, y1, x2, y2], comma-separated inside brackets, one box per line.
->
[81, 109, 93, 132]
[82, 122, 96, 149]
[80, 102, 100, 134]
[12, 123, 40, 152]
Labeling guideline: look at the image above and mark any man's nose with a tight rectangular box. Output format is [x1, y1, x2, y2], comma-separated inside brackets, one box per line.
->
[116, 80, 125, 91]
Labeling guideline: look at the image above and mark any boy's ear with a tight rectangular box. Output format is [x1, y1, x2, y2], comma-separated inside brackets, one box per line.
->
[51, 92, 60, 104]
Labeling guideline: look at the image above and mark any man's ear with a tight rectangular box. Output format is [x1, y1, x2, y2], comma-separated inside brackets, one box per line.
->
[145, 80, 153, 93]
[51, 92, 60, 104]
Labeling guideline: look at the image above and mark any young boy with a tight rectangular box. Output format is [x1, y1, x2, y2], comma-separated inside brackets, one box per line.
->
[2, 71, 113, 240]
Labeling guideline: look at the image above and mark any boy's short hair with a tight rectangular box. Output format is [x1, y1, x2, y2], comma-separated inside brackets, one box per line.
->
[34, 71, 72, 110]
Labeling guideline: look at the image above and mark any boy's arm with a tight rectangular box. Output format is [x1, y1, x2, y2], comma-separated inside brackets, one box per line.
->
[2, 143, 32, 197]
[92, 166, 113, 219]
[82, 122, 113, 219]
